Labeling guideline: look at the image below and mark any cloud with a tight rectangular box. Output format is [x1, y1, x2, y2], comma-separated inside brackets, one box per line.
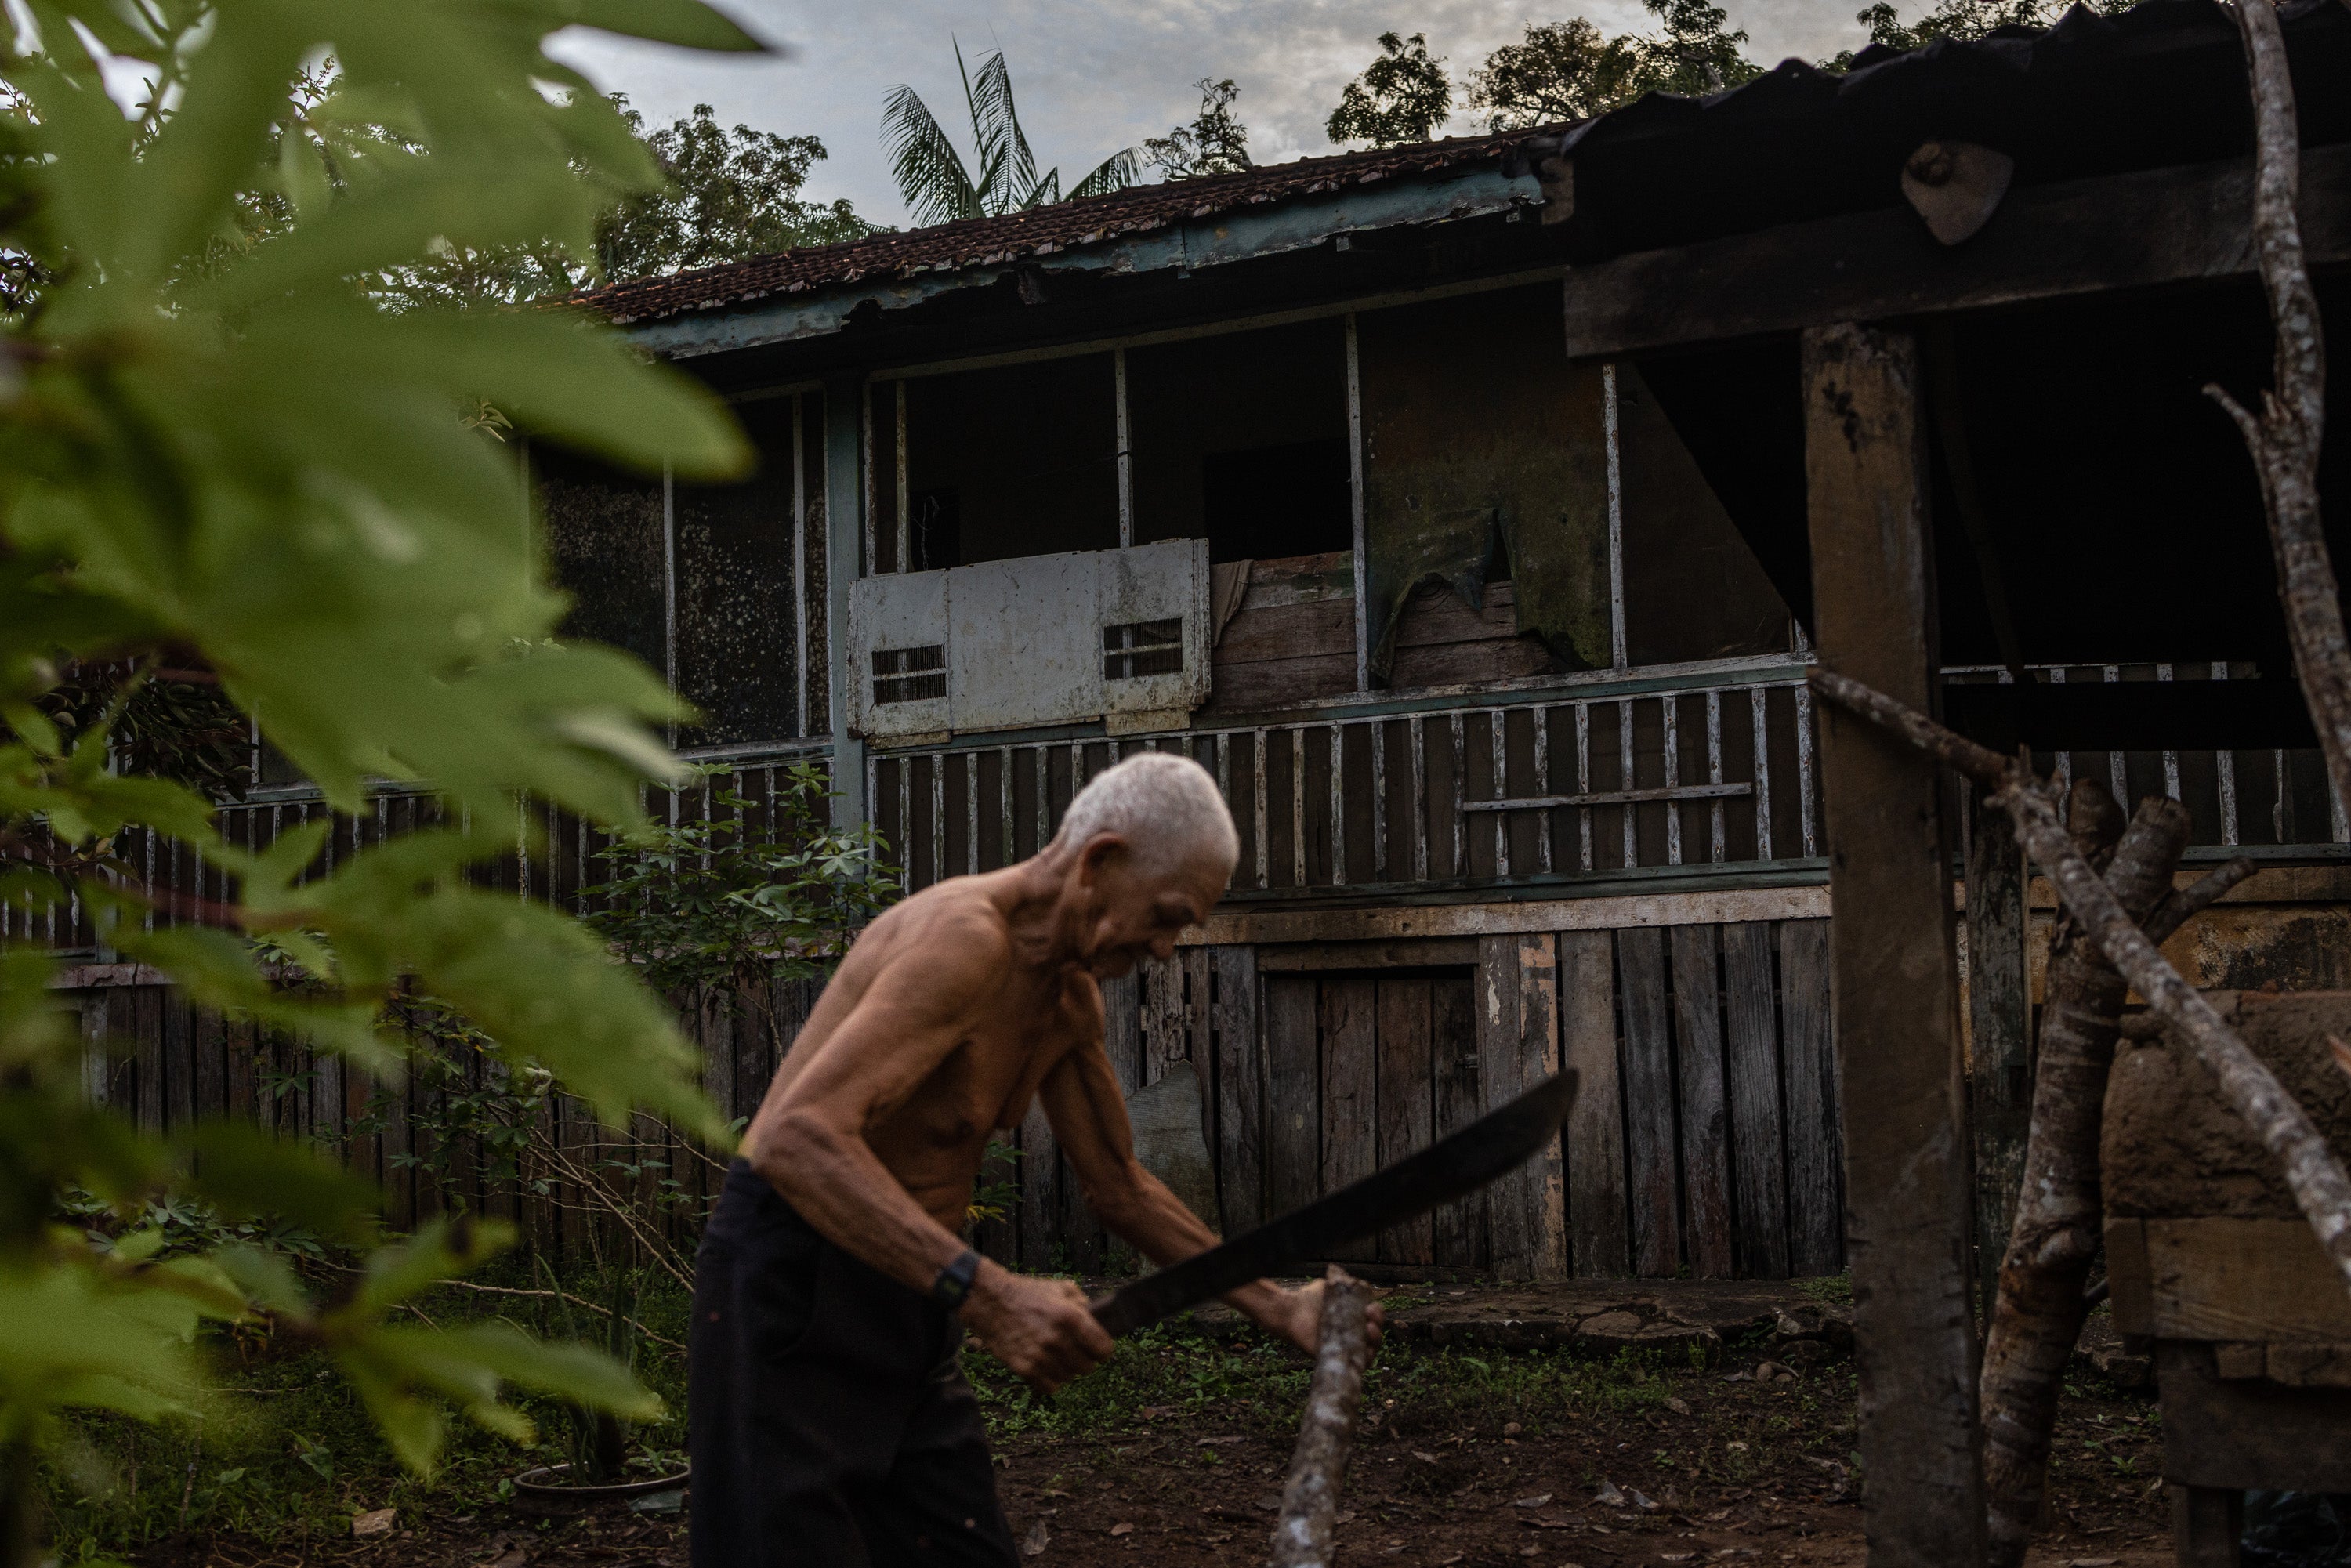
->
[552, 0, 1874, 226]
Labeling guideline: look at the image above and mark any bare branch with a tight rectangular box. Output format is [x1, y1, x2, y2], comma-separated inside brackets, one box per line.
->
[2213, 0, 2346, 820]
[1809, 668, 2012, 786]
[2144, 856, 2259, 946]
[1270, 1268, 1376, 1568]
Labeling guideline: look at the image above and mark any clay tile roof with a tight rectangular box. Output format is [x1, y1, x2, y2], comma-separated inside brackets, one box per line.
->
[573, 128, 1552, 326]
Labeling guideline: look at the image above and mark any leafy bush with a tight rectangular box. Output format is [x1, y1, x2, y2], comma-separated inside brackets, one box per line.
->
[0, 0, 777, 1560]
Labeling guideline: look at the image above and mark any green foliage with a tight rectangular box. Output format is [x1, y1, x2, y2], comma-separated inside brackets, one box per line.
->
[1470, 20, 1650, 129]
[882, 43, 1139, 227]
[1819, 0, 2129, 70]
[1327, 32, 1453, 149]
[32, 664, 250, 803]
[581, 764, 897, 1003]
[1144, 79, 1252, 180]
[0, 0, 775, 1555]
[1469, 0, 1763, 132]
[599, 102, 876, 273]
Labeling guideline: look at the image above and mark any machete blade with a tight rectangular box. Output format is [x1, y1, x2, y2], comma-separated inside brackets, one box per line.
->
[1089, 1069, 1579, 1338]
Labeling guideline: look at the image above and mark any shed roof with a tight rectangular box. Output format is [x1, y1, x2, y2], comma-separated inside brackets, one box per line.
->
[579, 129, 1552, 327]
[1545, 0, 2351, 262]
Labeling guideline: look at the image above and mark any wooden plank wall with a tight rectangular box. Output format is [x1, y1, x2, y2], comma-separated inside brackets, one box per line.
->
[61, 917, 1846, 1280]
[1027, 918, 1843, 1280]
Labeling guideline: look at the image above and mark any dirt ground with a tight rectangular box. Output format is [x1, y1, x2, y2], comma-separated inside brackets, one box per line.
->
[133, 1307, 2170, 1568]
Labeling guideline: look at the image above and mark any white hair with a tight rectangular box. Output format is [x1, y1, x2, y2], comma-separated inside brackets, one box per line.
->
[1055, 751, 1238, 875]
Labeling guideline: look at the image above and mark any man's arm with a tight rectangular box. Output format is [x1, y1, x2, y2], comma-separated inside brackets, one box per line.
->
[744, 911, 1112, 1392]
[1040, 1043, 1380, 1356]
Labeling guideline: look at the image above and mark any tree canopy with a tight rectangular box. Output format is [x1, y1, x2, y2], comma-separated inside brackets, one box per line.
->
[1327, 31, 1453, 149]
[1146, 78, 1252, 179]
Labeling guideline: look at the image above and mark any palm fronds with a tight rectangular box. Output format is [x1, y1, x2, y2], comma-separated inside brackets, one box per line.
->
[883, 42, 1139, 226]
[882, 78, 979, 226]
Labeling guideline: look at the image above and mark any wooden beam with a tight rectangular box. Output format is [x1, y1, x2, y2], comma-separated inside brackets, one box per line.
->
[1802, 321, 1985, 1568]
[1563, 144, 2351, 362]
[1179, 885, 1831, 947]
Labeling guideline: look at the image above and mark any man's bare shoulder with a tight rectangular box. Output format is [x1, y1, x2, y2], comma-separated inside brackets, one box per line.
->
[851, 879, 1017, 987]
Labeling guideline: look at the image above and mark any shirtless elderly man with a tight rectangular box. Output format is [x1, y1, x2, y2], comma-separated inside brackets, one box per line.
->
[690, 752, 1374, 1566]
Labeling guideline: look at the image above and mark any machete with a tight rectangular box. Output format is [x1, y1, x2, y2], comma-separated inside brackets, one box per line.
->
[1089, 1069, 1578, 1337]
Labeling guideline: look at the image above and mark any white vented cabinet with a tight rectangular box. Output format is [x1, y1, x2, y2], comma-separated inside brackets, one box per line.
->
[849, 539, 1212, 742]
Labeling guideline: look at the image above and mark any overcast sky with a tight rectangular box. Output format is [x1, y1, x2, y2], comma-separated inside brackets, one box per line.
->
[550, 0, 1876, 227]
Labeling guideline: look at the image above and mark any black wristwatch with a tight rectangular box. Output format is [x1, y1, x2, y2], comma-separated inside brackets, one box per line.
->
[929, 1248, 982, 1310]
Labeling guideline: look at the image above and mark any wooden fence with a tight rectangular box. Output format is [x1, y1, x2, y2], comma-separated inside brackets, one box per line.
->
[60, 911, 1843, 1281]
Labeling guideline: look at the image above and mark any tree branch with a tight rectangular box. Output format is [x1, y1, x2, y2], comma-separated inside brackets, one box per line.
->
[2145, 856, 2259, 946]
[2211, 0, 2345, 821]
[1270, 1267, 1376, 1568]
[1809, 668, 2351, 1296]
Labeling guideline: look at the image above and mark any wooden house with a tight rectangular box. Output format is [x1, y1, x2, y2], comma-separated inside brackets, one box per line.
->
[514, 0, 2351, 1289]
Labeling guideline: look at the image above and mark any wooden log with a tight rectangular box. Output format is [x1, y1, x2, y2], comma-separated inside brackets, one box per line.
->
[1212, 945, 1264, 1235]
[1430, 976, 1486, 1269]
[1722, 922, 1791, 1280]
[1981, 788, 2186, 1568]
[1670, 924, 1733, 1279]
[1559, 929, 1628, 1278]
[1617, 926, 1679, 1276]
[1967, 786, 2032, 1319]
[1802, 320, 1984, 1568]
[1375, 978, 1435, 1266]
[1320, 977, 1378, 1262]
[1269, 1267, 1376, 1568]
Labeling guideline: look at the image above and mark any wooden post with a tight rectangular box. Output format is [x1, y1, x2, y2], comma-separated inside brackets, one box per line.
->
[1802, 321, 1986, 1568]
[1966, 785, 2031, 1320]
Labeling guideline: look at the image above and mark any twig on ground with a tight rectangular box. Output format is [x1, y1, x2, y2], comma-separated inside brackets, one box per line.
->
[2209, 0, 2343, 812]
[1809, 668, 2351, 1296]
[1270, 1267, 1375, 1568]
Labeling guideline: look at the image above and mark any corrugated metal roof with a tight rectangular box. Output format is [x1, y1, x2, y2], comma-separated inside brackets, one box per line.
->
[1545, 0, 2351, 261]
[579, 129, 1556, 326]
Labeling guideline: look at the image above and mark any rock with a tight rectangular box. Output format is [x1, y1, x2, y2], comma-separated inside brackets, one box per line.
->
[352, 1508, 397, 1539]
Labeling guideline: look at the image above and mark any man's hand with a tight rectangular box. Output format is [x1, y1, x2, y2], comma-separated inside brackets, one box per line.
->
[1255, 1278, 1386, 1359]
[959, 1264, 1116, 1396]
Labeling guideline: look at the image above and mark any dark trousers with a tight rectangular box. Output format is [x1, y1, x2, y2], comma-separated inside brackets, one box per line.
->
[689, 1161, 1016, 1567]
